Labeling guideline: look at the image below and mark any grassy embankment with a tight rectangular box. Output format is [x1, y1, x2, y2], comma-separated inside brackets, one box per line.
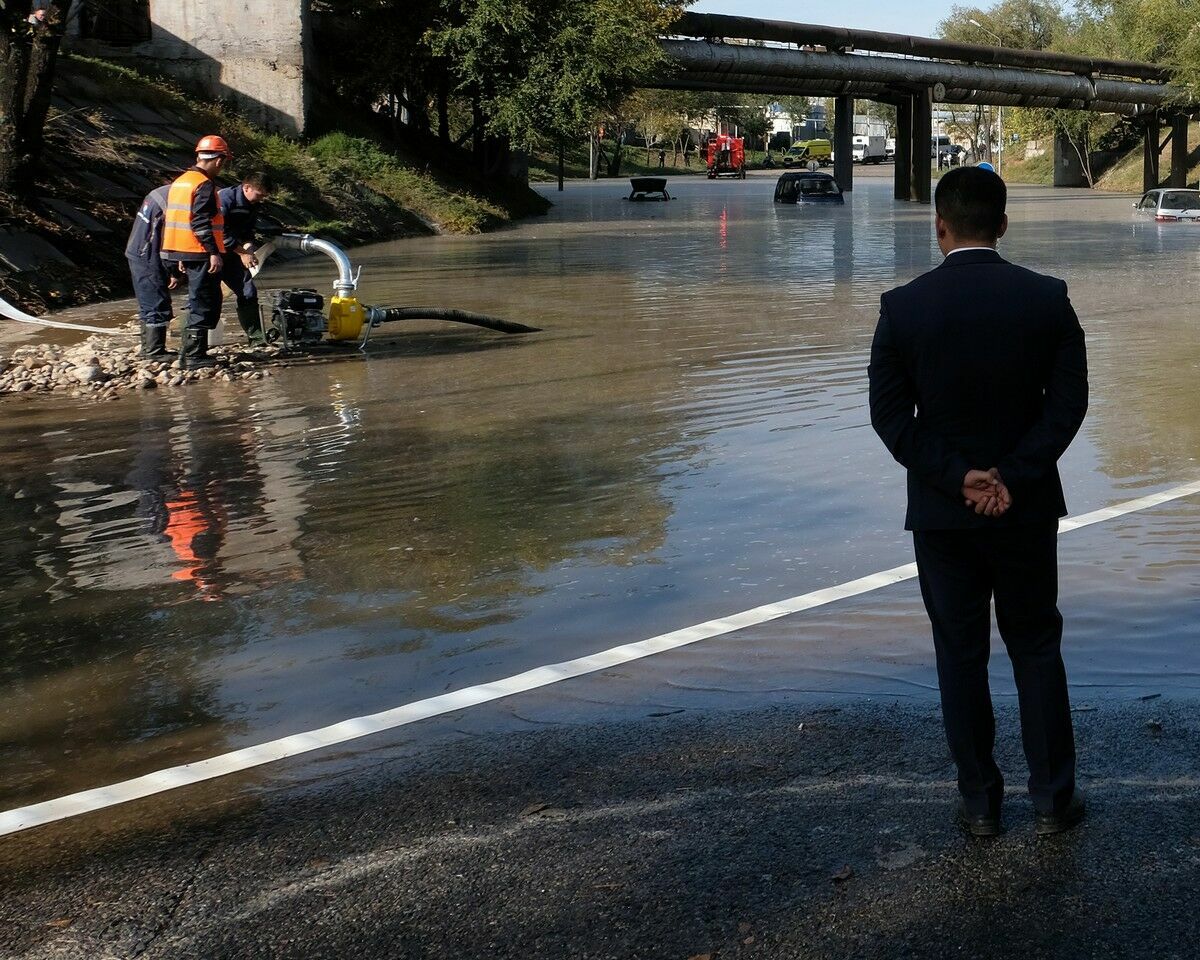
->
[529, 139, 707, 180]
[529, 140, 802, 181]
[0, 56, 549, 313]
[981, 121, 1200, 190]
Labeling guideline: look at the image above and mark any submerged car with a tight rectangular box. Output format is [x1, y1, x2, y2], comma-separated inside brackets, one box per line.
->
[1133, 188, 1200, 221]
[773, 171, 845, 204]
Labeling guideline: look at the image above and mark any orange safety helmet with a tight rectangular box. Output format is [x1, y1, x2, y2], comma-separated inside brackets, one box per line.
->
[194, 135, 232, 158]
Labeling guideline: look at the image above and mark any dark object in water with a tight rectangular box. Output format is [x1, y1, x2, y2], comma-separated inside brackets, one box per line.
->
[378, 307, 541, 335]
[629, 177, 671, 202]
[773, 171, 845, 205]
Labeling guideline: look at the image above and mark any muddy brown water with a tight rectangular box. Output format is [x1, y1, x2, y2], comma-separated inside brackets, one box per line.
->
[2, 173, 1198, 813]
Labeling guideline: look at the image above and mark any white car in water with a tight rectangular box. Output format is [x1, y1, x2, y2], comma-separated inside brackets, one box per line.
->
[1133, 188, 1200, 222]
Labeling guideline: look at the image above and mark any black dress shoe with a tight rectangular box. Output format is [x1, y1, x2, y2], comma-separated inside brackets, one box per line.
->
[957, 801, 1001, 838]
[1035, 790, 1086, 837]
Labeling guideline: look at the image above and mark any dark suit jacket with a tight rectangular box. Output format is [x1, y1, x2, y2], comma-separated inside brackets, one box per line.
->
[868, 248, 1088, 531]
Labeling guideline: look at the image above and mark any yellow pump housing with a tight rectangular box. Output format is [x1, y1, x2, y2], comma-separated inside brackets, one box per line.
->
[326, 296, 365, 341]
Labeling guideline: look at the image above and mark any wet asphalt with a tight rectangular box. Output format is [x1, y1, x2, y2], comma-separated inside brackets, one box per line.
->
[2, 696, 1196, 959]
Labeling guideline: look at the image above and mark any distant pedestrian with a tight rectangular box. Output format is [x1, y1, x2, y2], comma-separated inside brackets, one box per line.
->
[869, 167, 1089, 839]
[218, 171, 274, 347]
[658, 148, 666, 170]
[684, 145, 692, 168]
[161, 135, 232, 370]
[125, 183, 178, 359]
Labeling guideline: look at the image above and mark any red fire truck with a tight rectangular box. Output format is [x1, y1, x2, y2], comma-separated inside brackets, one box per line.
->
[705, 135, 746, 179]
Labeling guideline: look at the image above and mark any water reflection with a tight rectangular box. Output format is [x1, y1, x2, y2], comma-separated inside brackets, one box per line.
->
[1, 175, 1198, 809]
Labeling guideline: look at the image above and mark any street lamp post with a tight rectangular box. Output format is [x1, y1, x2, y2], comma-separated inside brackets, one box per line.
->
[969, 19, 1004, 175]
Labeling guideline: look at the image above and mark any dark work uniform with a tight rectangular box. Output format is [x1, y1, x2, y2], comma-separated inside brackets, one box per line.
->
[217, 183, 261, 307]
[868, 248, 1088, 818]
[161, 166, 223, 332]
[125, 185, 172, 328]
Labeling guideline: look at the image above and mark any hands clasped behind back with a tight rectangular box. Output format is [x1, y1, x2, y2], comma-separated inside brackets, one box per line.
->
[962, 467, 1011, 517]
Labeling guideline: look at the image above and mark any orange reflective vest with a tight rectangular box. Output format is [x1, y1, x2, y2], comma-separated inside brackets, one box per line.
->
[162, 169, 225, 256]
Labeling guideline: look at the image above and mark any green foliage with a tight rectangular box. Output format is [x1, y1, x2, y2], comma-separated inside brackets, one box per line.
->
[938, 0, 1065, 48]
[431, 0, 687, 148]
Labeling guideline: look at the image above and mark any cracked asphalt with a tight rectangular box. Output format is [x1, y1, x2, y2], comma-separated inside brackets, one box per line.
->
[2, 697, 1197, 959]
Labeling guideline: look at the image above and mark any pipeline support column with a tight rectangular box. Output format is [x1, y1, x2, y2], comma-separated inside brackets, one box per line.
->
[834, 95, 854, 192]
[910, 87, 933, 204]
[894, 96, 913, 201]
[1169, 112, 1189, 188]
[1143, 113, 1161, 193]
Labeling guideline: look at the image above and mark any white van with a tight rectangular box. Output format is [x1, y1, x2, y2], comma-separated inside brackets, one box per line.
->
[852, 135, 886, 164]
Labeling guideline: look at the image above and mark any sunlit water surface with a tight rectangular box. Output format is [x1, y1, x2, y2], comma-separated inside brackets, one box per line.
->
[2, 173, 1198, 807]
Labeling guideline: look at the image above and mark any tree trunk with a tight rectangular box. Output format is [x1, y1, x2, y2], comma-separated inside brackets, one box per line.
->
[0, 30, 27, 188]
[606, 139, 623, 178]
[17, 26, 63, 175]
[437, 76, 449, 146]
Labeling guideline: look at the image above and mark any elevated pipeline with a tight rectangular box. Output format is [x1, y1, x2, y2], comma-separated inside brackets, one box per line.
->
[672, 12, 1171, 82]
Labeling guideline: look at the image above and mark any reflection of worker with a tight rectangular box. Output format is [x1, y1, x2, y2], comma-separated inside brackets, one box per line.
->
[164, 488, 224, 599]
[125, 184, 179, 358]
[218, 172, 274, 346]
[161, 135, 231, 370]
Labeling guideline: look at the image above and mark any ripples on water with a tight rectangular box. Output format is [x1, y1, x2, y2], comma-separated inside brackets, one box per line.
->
[1, 175, 1198, 805]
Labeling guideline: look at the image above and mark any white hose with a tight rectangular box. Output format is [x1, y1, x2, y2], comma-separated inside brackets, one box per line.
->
[0, 294, 135, 336]
[248, 239, 277, 279]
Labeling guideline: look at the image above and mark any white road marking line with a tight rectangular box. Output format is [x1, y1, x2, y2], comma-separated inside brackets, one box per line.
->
[3, 478, 1199, 838]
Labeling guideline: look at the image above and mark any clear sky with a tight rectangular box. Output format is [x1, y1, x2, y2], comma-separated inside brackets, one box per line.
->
[688, 0, 958, 39]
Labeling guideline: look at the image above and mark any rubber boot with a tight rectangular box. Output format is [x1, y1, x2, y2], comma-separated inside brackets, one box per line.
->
[235, 301, 266, 346]
[140, 324, 174, 359]
[181, 328, 216, 370]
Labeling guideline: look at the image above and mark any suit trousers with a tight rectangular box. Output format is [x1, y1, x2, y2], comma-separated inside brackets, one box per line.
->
[913, 522, 1076, 816]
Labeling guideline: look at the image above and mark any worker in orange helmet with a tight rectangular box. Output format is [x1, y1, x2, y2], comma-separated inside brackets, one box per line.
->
[160, 135, 232, 370]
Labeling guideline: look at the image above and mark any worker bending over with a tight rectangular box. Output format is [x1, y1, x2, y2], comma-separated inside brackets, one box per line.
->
[161, 135, 231, 370]
[218, 172, 274, 346]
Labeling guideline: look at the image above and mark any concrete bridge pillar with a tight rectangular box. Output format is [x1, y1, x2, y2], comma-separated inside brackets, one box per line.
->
[910, 88, 933, 204]
[1053, 132, 1088, 187]
[834, 94, 854, 192]
[894, 96, 912, 201]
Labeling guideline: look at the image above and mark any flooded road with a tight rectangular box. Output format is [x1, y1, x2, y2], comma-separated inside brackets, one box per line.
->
[2, 173, 1199, 813]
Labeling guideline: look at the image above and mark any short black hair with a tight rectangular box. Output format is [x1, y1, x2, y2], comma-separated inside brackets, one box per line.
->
[935, 166, 1006, 240]
[243, 171, 275, 194]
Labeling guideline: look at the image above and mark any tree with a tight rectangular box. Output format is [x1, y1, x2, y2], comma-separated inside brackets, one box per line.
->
[0, 1, 66, 189]
[944, 104, 991, 159]
[431, 0, 686, 154]
[1009, 105, 1107, 185]
[938, 0, 1065, 49]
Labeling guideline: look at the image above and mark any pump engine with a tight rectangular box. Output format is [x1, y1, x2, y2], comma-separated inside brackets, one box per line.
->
[266, 289, 327, 348]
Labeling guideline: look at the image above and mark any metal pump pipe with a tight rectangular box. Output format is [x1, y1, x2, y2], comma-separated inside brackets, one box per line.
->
[276, 233, 357, 298]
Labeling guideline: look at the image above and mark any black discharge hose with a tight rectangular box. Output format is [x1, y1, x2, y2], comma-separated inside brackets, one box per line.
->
[377, 307, 541, 335]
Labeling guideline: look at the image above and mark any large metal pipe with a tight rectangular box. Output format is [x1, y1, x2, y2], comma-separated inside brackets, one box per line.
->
[672, 12, 1170, 82]
[657, 73, 1151, 116]
[659, 40, 1180, 111]
[275, 233, 357, 298]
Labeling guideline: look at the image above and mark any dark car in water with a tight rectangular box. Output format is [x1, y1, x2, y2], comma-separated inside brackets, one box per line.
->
[773, 171, 845, 204]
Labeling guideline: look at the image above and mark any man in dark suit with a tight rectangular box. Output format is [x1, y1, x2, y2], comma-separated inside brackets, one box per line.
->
[868, 166, 1089, 838]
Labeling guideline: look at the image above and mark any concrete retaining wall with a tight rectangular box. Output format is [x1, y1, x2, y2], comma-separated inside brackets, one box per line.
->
[66, 0, 311, 136]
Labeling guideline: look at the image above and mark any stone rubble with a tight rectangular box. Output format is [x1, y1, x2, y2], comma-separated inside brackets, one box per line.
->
[0, 327, 277, 401]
